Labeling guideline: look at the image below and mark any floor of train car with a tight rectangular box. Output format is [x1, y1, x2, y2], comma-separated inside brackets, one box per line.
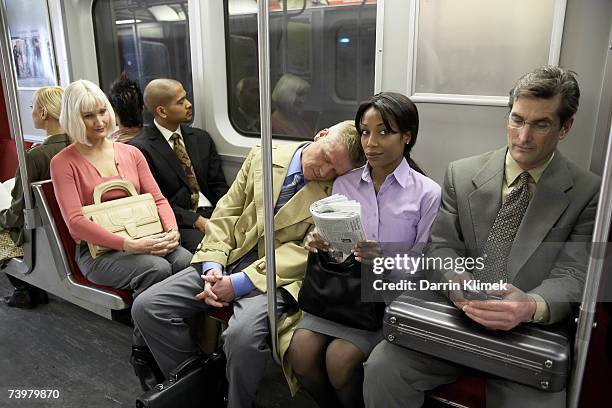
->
[0, 277, 317, 408]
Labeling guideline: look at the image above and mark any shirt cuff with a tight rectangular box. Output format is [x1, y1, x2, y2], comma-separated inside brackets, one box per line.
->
[230, 272, 256, 298]
[527, 293, 550, 323]
[202, 261, 223, 275]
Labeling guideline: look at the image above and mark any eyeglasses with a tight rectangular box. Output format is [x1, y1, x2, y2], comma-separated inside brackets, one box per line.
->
[508, 117, 554, 135]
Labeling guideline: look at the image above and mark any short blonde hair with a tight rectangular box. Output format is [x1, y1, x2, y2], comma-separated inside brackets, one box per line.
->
[60, 79, 116, 145]
[328, 120, 365, 167]
[33, 86, 64, 120]
[272, 73, 310, 109]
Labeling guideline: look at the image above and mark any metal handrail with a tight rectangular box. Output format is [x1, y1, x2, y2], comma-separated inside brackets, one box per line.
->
[281, 0, 307, 18]
[258, 0, 281, 365]
[0, 0, 34, 222]
[568, 123, 612, 408]
[279, 0, 307, 73]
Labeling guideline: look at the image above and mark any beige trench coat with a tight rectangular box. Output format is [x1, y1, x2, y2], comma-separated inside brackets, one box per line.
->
[192, 142, 332, 394]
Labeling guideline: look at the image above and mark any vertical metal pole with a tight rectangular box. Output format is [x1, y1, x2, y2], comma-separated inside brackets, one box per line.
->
[258, 0, 281, 365]
[568, 124, 612, 407]
[355, 0, 367, 106]
[0, 0, 34, 222]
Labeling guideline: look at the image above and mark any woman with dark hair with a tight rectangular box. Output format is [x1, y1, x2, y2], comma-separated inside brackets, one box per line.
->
[108, 71, 144, 142]
[287, 92, 441, 407]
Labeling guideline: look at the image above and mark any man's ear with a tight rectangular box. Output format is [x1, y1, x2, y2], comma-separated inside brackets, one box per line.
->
[313, 128, 329, 141]
[559, 117, 574, 140]
[155, 106, 166, 119]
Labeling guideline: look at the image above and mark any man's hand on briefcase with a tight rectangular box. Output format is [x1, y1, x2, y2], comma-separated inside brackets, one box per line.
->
[461, 284, 537, 331]
[448, 272, 473, 309]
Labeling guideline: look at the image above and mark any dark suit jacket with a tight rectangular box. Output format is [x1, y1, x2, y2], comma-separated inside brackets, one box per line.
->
[426, 147, 600, 323]
[128, 125, 229, 228]
[0, 133, 71, 245]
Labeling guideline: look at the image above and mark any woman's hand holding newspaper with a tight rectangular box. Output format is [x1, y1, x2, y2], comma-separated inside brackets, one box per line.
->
[309, 194, 366, 261]
[304, 229, 331, 253]
[352, 240, 382, 264]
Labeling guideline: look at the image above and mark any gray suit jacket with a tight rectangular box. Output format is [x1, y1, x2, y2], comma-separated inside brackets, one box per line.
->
[426, 147, 600, 323]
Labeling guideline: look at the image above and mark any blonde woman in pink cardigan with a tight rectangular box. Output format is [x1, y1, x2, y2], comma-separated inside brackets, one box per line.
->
[50, 79, 192, 391]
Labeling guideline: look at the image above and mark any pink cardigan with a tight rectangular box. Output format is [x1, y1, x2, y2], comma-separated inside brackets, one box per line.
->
[50, 142, 178, 251]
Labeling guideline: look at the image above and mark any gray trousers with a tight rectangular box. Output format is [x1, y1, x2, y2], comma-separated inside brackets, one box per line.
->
[76, 242, 193, 345]
[132, 266, 288, 408]
[75, 242, 193, 298]
[363, 340, 566, 408]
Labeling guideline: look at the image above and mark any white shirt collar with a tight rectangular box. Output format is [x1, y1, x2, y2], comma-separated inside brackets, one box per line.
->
[154, 119, 182, 143]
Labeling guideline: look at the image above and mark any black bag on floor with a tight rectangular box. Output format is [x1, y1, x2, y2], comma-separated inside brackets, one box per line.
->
[383, 290, 570, 392]
[135, 351, 227, 408]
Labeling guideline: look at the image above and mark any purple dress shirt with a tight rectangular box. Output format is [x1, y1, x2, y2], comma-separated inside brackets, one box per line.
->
[333, 158, 441, 248]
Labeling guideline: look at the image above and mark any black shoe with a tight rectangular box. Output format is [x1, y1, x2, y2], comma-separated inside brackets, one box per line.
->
[3, 288, 35, 309]
[131, 346, 165, 392]
[30, 287, 49, 305]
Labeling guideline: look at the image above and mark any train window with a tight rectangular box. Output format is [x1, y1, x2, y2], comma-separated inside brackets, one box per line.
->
[335, 23, 376, 101]
[92, 0, 193, 124]
[411, 0, 563, 105]
[225, 0, 378, 140]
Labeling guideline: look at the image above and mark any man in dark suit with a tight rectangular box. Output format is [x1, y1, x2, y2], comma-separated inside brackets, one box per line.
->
[129, 79, 229, 253]
[363, 66, 600, 407]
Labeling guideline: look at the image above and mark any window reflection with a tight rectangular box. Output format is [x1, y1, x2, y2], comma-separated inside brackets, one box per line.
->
[93, 0, 193, 125]
[226, 0, 377, 140]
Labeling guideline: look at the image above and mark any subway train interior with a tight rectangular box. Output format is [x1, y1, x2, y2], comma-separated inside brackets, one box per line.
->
[1, 0, 612, 407]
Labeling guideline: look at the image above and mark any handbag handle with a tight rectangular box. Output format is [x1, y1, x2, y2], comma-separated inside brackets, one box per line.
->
[92, 180, 138, 204]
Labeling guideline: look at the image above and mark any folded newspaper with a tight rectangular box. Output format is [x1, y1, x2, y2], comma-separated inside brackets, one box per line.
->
[309, 194, 366, 261]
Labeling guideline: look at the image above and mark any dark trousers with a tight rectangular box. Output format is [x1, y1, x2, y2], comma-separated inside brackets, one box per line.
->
[179, 206, 214, 253]
[6, 274, 36, 292]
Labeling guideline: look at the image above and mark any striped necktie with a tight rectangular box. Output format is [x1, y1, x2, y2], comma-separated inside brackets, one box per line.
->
[476, 171, 532, 283]
[275, 172, 303, 213]
[170, 133, 200, 211]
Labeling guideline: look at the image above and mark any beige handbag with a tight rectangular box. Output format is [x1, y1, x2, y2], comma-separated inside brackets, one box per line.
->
[81, 180, 163, 258]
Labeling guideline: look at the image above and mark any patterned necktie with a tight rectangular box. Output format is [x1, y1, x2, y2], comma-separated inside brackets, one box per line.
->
[476, 171, 532, 283]
[170, 133, 200, 211]
[275, 172, 303, 213]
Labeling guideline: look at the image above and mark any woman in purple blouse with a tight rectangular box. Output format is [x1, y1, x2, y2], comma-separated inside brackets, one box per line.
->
[287, 92, 441, 408]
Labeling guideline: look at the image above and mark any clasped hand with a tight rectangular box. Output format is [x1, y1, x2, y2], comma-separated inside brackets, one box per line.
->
[123, 229, 180, 256]
[195, 268, 236, 308]
[304, 228, 381, 263]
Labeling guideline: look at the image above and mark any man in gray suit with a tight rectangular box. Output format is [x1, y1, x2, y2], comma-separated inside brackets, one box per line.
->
[363, 66, 600, 407]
